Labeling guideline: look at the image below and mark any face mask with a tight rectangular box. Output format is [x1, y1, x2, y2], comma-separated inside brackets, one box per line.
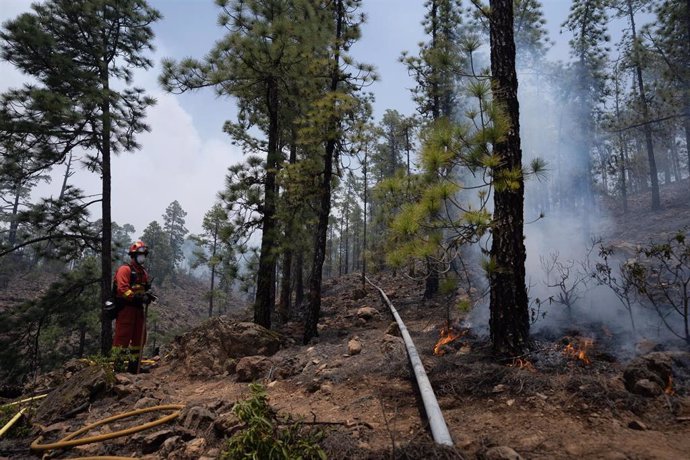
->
[136, 254, 146, 264]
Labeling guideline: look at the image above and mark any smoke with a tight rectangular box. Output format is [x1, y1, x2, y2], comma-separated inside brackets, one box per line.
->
[461, 61, 685, 358]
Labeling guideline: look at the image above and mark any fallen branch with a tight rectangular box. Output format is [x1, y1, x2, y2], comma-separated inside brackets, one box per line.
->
[300, 416, 374, 430]
[677, 417, 690, 422]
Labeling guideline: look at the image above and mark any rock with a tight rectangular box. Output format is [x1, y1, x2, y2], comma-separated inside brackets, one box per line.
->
[356, 306, 379, 320]
[140, 428, 177, 454]
[320, 383, 334, 395]
[348, 338, 363, 355]
[114, 374, 132, 385]
[384, 322, 400, 336]
[483, 445, 523, 460]
[168, 319, 283, 377]
[34, 365, 111, 424]
[112, 384, 132, 398]
[380, 334, 405, 360]
[159, 436, 183, 458]
[633, 378, 663, 397]
[214, 412, 242, 437]
[134, 397, 161, 410]
[180, 406, 216, 434]
[492, 384, 508, 394]
[235, 356, 274, 382]
[184, 437, 207, 457]
[622, 351, 690, 396]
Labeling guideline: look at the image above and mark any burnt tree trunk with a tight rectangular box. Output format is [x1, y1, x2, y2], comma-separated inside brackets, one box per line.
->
[488, 0, 530, 355]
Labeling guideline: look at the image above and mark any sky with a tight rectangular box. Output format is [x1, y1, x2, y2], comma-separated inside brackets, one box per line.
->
[0, 0, 575, 236]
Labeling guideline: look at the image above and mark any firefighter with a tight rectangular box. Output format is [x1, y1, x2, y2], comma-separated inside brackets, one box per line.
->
[113, 240, 153, 374]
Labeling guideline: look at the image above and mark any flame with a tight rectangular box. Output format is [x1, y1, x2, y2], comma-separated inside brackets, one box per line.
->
[508, 358, 536, 373]
[562, 338, 593, 365]
[665, 376, 675, 395]
[433, 325, 464, 356]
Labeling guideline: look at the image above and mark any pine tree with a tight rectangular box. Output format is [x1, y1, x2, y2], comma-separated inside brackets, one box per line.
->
[162, 200, 188, 275]
[161, 0, 330, 329]
[302, 0, 375, 344]
[190, 203, 237, 317]
[0, 0, 160, 354]
[141, 220, 173, 284]
[612, 0, 661, 210]
[647, 0, 690, 177]
[562, 0, 610, 220]
[488, 0, 530, 354]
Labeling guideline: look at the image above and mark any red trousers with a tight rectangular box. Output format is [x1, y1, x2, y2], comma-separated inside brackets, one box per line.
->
[113, 304, 146, 356]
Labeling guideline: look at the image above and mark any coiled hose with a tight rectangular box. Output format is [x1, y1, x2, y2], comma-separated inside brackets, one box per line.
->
[30, 404, 184, 452]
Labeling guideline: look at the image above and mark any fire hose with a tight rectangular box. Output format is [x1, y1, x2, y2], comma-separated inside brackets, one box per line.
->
[366, 276, 454, 447]
[30, 404, 184, 453]
[0, 393, 49, 438]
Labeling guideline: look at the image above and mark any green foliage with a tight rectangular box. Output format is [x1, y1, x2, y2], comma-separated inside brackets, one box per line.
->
[0, 257, 101, 385]
[141, 220, 174, 284]
[221, 383, 326, 460]
[439, 276, 458, 296]
[456, 296, 472, 313]
[162, 200, 189, 271]
[105, 348, 135, 373]
[0, 405, 32, 438]
[189, 203, 239, 317]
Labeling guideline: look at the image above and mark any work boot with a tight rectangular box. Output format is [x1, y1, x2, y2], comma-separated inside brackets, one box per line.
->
[126, 360, 139, 374]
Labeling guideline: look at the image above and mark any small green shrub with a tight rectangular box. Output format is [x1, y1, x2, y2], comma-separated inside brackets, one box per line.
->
[221, 383, 326, 460]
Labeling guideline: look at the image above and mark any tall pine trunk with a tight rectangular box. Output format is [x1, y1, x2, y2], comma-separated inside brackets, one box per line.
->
[100, 65, 113, 355]
[304, 0, 343, 344]
[208, 220, 218, 317]
[627, 0, 660, 210]
[488, 0, 530, 355]
[254, 77, 280, 329]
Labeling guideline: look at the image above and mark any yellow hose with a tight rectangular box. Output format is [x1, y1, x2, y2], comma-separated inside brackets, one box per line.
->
[0, 393, 48, 409]
[0, 407, 27, 438]
[31, 404, 184, 452]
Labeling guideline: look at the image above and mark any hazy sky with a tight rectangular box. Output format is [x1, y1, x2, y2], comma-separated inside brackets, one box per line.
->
[0, 0, 575, 236]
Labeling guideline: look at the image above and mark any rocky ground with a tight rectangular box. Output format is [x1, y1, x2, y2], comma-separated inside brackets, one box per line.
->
[1, 181, 690, 459]
[1, 267, 689, 459]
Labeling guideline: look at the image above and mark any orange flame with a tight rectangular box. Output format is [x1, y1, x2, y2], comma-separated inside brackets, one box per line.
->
[433, 325, 464, 356]
[508, 358, 536, 373]
[665, 376, 675, 395]
[562, 338, 593, 365]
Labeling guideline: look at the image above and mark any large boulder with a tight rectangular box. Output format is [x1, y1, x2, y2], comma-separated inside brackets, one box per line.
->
[34, 365, 111, 424]
[168, 318, 283, 377]
[623, 351, 690, 396]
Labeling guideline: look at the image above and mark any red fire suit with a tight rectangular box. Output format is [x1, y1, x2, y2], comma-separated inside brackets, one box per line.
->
[112, 262, 150, 367]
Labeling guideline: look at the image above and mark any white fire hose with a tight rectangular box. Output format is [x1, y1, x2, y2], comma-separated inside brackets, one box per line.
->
[366, 277, 454, 447]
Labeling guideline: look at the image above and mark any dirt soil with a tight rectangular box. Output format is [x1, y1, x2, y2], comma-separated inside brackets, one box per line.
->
[2, 181, 690, 459]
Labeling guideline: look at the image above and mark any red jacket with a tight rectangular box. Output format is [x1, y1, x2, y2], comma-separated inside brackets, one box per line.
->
[114, 262, 150, 306]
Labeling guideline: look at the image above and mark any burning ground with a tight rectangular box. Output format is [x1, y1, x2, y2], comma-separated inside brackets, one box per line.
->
[1, 269, 689, 459]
